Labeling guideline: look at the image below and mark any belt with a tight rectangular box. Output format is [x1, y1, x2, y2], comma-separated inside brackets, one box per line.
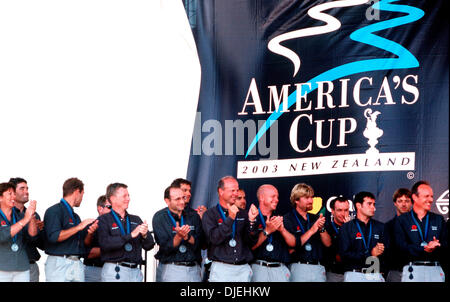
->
[164, 261, 197, 267]
[85, 263, 104, 268]
[53, 255, 80, 261]
[216, 260, 248, 265]
[351, 268, 365, 273]
[253, 260, 282, 268]
[295, 260, 320, 265]
[29, 260, 36, 264]
[118, 262, 138, 269]
[411, 261, 441, 267]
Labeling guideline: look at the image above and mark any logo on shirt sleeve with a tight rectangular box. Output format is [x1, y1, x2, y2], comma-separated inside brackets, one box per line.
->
[68, 218, 73, 224]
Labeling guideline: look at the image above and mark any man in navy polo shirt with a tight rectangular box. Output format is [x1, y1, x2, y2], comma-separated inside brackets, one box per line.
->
[153, 185, 203, 282]
[338, 191, 387, 282]
[43, 177, 96, 282]
[202, 176, 259, 282]
[251, 184, 295, 282]
[394, 180, 447, 282]
[283, 183, 331, 282]
[98, 183, 155, 282]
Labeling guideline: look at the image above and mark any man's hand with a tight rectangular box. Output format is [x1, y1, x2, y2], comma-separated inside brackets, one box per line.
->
[265, 216, 277, 235]
[248, 204, 259, 222]
[228, 204, 239, 220]
[312, 214, 326, 233]
[77, 218, 97, 232]
[371, 242, 385, 257]
[424, 237, 441, 253]
[87, 220, 99, 234]
[24, 200, 37, 222]
[195, 205, 207, 219]
[176, 225, 191, 240]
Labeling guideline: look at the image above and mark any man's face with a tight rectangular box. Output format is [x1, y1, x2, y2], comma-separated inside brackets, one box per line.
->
[111, 187, 130, 211]
[73, 189, 84, 207]
[15, 182, 29, 204]
[260, 186, 279, 212]
[235, 190, 247, 210]
[98, 201, 112, 216]
[394, 194, 412, 215]
[332, 200, 350, 225]
[0, 188, 16, 208]
[180, 183, 191, 206]
[296, 195, 314, 212]
[357, 197, 376, 218]
[219, 179, 239, 206]
[165, 188, 186, 213]
[413, 184, 433, 212]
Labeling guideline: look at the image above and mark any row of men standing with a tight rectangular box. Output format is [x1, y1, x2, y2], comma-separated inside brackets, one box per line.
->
[154, 176, 447, 282]
[0, 178, 154, 282]
[0, 176, 447, 282]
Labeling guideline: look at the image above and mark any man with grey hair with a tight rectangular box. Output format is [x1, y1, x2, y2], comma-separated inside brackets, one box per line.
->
[283, 183, 331, 282]
[395, 181, 447, 282]
[202, 176, 259, 282]
[251, 184, 295, 282]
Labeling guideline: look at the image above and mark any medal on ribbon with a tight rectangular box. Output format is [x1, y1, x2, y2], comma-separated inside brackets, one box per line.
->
[0, 208, 20, 252]
[258, 209, 274, 253]
[355, 220, 372, 254]
[167, 209, 188, 253]
[110, 210, 132, 252]
[410, 211, 430, 248]
[217, 205, 236, 247]
[292, 210, 313, 252]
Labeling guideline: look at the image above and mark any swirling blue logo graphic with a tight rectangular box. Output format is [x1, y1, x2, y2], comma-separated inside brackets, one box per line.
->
[245, 0, 424, 158]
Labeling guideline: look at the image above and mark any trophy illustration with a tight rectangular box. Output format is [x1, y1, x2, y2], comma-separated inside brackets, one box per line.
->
[363, 109, 383, 157]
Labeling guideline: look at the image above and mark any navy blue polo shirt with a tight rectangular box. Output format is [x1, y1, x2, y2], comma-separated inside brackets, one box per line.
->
[394, 210, 447, 266]
[384, 215, 404, 271]
[202, 205, 258, 264]
[152, 207, 203, 264]
[323, 218, 345, 273]
[338, 218, 387, 271]
[44, 201, 87, 256]
[283, 210, 324, 264]
[98, 210, 155, 264]
[252, 212, 290, 264]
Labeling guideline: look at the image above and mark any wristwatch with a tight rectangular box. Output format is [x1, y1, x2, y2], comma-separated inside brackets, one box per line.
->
[263, 230, 269, 236]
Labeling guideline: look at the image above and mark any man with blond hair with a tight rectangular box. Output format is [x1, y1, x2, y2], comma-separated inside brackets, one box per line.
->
[283, 183, 331, 282]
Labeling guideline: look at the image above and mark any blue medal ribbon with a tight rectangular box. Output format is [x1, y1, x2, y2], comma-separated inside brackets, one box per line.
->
[0, 208, 19, 244]
[167, 209, 184, 228]
[331, 220, 340, 235]
[258, 209, 272, 245]
[217, 204, 236, 240]
[60, 198, 79, 225]
[110, 210, 130, 236]
[60, 198, 81, 244]
[410, 211, 429, 245]
[167, 209, 187, 251]
[292, 210, 310, 233]
[355, 220, 372, 254]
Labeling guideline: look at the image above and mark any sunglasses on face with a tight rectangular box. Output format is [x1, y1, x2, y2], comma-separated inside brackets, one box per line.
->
[102, 204, 112, 209]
